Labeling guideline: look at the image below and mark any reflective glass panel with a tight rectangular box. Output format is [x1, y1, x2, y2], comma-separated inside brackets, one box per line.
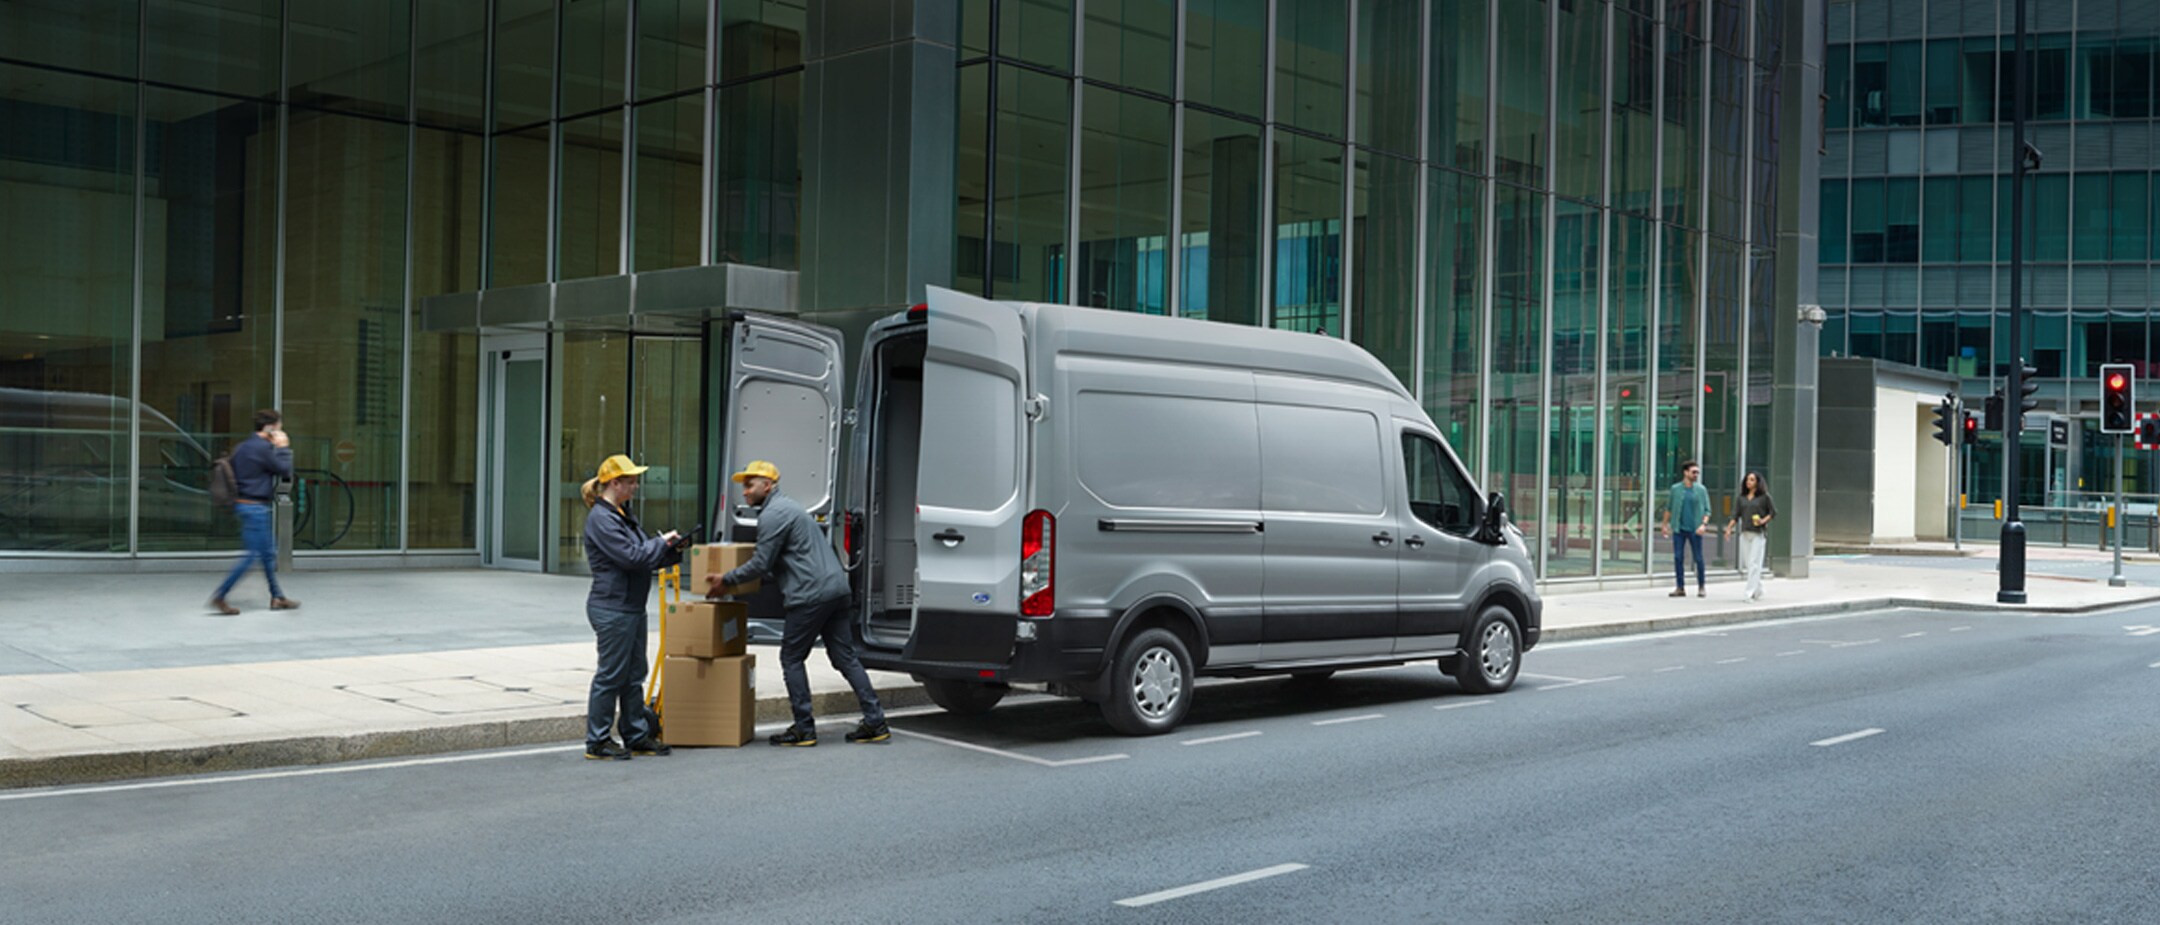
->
[1187, 0, 1267, 119]
[716, 73, 802, 270]
[1001, 0, 1075, 73]
[1272, 132, 1343, 334]
[1355, 0, 1420, 158]
[562, 0, 630, 117]
[490, 125, 551, 287]
[0, 65, 136, 552]
[989, 66, 1069, 301]
[495, 0, 554, 130]
[1077, 86, 1171, 313]
[1180, 111, 1264, 323]
[1424, 169, 1483, 474]
[145, 0, 280, 99]
[638, 0, 709, 100]
[1547, 200, 1600, 577]
[416, 1, 489, 132]
[1351, 151, 1418, 387]
[414, 127, 485, 297]
[408, 330, 477, 549]
[1605, 212, 1654, 576]
[289, 0, 411, 119]
[1489, 184, 1544, 560]
[1084, 0, 1174, 95]
[635, 93, 705, 272]
[559, 110, 627, 280]
[1555, 0, 1607, 203]
[1495, 0, 1547, 187]
[1276, 0, 1348, 138]
[719, 0, 805, 82]
[0, 0, 138, 78]
[1432, 0, 1488, 174]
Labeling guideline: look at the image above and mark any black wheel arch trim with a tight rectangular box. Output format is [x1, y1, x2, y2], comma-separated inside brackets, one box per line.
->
[1470, 584, 1538, 650]
[1106, 594, 1211, 672]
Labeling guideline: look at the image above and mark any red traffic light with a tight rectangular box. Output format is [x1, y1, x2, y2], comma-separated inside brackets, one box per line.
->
[2109, 372, 2127, 391]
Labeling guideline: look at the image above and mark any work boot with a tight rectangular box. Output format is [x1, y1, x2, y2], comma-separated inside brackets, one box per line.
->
[1668, 588, 1686, 598]
[208, 597, 240, 615]
[768, 725, 817, 747]
[584, 740, 632, 761]
[844, 721, 891, 744]
[270, 597, 302, 610]
[627, 737, 672, 756]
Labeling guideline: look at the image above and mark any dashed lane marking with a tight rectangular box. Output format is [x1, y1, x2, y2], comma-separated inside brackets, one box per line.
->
[1654, 666, 1687, 673]
[1811, 728, 1886, 747]
[1520, 672, 1623, 691]
[2124, 625, 2160, 637]
[1434, 699, 1494, 711]
[1115, 864, 1310, 908]
[1312, 713, 1385, 726]
[1715, 658, 1748, 665]
[1181, 731, 1262, 746]
[1775, 650, 1806, 657]
[1949, 626, 1972, 632]
[889, 728, 1128, 768]
[1804, 638, 1881, 648]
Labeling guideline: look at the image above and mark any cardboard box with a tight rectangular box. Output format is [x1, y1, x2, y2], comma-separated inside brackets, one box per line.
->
[663, 600, 749, 658]
[662, 654, 756, 747]
[686, 543, 760, 596]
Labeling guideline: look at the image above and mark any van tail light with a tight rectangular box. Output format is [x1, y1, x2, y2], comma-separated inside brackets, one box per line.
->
[843, 510, 862, 558]
[1020, 509, 1055, 617]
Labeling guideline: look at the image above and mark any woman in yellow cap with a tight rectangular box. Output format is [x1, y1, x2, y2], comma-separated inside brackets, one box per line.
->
[579, 454, 683, 760]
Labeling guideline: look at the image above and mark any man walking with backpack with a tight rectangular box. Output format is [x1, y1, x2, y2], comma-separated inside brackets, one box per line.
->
[209, 409, 299, 615]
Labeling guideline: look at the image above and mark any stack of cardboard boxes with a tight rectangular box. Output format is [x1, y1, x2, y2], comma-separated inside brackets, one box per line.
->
[661, 543, 759, 746]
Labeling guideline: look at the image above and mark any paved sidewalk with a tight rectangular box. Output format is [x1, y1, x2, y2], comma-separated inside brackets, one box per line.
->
[5, 553, 2158, 789]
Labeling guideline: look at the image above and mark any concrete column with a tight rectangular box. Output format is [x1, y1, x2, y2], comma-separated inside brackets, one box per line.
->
[800, 0, 958, 315]
[1769, 0, 1826, 578]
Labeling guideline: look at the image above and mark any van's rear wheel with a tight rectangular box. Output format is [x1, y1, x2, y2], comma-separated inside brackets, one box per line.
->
[1449, 606, 1521, 694]
[1100, 628, 1192, 736]
[920, 677, 1008, 716]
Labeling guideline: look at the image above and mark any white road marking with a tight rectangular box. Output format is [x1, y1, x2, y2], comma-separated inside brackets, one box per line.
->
[1811, 728, 1886, 747]
[1949, 626, 1972, 632]
[0, 745, 582, 802]
[2150, 660, 2160, 669]
[1900, 632, 1927, 638]
[1775, 650, 1806, 657]
[1312, 713, 1385, 726]
[1521, 672, 1623, 691]
[1114, 863, 1310, 908]
[1654, 666, 1687, 673]
[888, 728, 1128, 768]
[1804, 638, 1880, 648]
[1434, 699, 1493, 711]
[2124, 625, 2160, 637]
[1181, 731, 1262, 746]
[1715, 658, 1748, 665]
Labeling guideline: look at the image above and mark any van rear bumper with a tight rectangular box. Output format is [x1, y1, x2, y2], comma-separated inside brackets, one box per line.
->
[858, 611, 1114, 684]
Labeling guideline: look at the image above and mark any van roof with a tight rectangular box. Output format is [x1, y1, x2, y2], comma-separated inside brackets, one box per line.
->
[1004, 301, 1416, 402]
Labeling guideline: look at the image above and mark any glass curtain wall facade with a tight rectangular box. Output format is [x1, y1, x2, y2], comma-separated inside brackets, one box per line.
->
[1820, 0, 2160, 504]
[955, 0, 1790, 580]
[0, 0, 806, 561]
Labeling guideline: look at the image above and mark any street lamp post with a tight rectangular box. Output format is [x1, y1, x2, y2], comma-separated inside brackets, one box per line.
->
[1999, 0, 2030, 605]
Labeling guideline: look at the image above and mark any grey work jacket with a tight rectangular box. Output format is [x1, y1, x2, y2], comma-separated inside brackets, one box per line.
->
[722, 490, 850, 610]
[583, 500, 682, 613]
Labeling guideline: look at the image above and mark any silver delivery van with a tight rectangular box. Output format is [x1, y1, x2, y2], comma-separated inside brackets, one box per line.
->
[716, 286, 1540, 736]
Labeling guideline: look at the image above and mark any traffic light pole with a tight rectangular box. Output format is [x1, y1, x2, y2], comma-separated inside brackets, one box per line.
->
[2112, 433, 2126, 587]
[1999, 0, 2029, 605]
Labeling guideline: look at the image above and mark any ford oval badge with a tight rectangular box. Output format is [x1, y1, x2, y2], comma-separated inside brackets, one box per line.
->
[972, 592, 992, 605]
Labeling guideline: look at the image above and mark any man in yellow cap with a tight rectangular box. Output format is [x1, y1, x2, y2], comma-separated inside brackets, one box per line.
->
[711, 460, 887, 745]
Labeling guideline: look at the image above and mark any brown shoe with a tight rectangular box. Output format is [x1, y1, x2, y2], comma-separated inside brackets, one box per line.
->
[270, 597, 301, 610]
[209, 597, 240, 615]
[1669, 588, 1686, 597]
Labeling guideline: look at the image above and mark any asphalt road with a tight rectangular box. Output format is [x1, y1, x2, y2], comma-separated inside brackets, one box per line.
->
[6, 605, 2158, 924]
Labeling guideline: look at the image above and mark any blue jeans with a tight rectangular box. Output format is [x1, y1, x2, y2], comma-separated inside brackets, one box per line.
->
[213, 502, 283, 601]
[586, 604, 654, 746]
[779, 597, 884, 730]
[1673, 529, 1706, 590]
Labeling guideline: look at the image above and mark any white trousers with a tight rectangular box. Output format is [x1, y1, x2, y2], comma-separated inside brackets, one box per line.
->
[1739, 531, 1767, 600]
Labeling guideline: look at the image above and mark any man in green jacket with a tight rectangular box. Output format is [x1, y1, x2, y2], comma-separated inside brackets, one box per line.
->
[1658, 460, 1712, 598]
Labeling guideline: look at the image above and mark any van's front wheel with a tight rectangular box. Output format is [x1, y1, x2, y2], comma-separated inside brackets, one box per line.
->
[920, 677, 1007, 715]
[1449, 606, 1522, 694]
[1100, 628, 1193, 735]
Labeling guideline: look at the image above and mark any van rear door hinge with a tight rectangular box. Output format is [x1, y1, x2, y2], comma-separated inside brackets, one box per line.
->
[842, 407, 858, 427]
[1024, 395, 1048, 422]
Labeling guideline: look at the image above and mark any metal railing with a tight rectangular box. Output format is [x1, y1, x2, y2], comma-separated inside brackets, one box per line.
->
[1958, 495, 2160, 552]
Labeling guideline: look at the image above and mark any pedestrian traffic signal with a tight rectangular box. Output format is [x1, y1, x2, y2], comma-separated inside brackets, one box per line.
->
[2101, 363, 2135, 433]
[1931, 394, 1957, 446]
[2140, 416, 2160, 447]
[1984, 393, 2005, 432]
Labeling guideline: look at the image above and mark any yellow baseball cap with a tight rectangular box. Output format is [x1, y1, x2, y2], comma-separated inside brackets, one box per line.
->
[596, 454, 650, 483]
[730, 460, 780, 483]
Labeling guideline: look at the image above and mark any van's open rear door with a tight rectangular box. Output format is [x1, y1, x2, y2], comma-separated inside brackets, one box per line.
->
[717, 313, 844, 541]
[906, 287, 1028, 664]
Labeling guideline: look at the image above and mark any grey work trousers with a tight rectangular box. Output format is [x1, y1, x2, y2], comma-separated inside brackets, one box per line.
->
[779, 596, 884, 730]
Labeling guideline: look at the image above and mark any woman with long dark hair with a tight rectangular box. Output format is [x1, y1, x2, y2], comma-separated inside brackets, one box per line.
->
[579, 454, 683, 760]
[1724, 471, 1777, 602]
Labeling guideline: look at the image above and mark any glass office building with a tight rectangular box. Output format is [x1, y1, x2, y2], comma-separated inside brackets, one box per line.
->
[1, 0, 1821, 581]
[1819, 0, 2160, 503]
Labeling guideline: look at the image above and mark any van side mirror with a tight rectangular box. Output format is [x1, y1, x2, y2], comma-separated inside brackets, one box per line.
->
[1473, 492, 1508, 545]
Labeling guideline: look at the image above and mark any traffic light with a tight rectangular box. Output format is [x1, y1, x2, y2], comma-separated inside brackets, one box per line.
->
[1984, 393, 2005, 432]
[2018, 360, 2040, 429]
[2140, 416, 2160, 447]
[1931, 394, 1957, 446]
[2101, 363, 2135, 433]
[1964, 411, 1979, 440]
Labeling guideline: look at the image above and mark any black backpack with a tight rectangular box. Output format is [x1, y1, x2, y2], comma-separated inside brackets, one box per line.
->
[210, 452, 238, 510]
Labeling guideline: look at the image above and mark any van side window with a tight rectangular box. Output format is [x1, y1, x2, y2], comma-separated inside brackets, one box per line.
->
[1402, 433, 1477, 536]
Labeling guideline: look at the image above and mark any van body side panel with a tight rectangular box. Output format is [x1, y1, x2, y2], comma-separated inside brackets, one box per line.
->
[1051, 350, 1265, 666]
[1253, 375, 1401, 660]
[1394, 421, 1483, 652]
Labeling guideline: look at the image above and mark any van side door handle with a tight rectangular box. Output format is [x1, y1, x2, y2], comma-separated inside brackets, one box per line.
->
[1404, 535, 1426, 549]
[1371, 531, 1394, 547]
[932, 529, 965, 547]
